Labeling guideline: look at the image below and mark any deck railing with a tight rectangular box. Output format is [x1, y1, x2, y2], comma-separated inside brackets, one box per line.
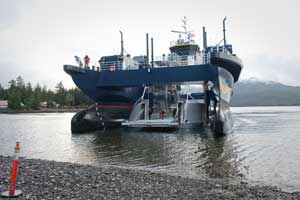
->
[73, 44, 235, 72]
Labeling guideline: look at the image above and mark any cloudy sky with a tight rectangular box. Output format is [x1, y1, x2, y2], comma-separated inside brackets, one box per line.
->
[0, 0, 299, 88]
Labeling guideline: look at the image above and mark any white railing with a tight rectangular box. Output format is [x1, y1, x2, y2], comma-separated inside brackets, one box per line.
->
[74, 52, 212, 71]
[98, 61, 123, 71]
[170, 40, 197, 47]
[167, 53, 206, 67]
[75, 57, 140, 72]
[74, 44, 235, 72]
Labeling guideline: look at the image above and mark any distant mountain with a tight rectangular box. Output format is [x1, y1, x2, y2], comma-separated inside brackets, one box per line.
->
[231, 78, 300, 106]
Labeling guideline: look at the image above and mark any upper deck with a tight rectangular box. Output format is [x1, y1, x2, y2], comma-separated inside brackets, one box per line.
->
[65, 17, 242, 86]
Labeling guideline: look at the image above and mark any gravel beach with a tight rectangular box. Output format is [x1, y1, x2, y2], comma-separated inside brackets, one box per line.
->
[0, 156, 299, 200]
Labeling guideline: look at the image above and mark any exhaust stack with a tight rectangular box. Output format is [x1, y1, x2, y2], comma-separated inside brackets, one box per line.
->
[146, 33, 149, 65]
[120, 31, 124, 58]
[151, 37, 154, 68]
[223, 17, 227, 46]
[202, 26, 207, 49]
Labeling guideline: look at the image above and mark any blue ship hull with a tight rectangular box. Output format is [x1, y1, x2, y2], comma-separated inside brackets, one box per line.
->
[65, 67, 144, 121]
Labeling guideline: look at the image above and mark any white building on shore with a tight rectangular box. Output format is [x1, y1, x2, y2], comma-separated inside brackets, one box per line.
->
[0, 100, 8, 109]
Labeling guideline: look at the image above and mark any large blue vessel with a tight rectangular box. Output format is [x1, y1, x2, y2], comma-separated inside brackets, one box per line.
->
[64, 17, 242, 134]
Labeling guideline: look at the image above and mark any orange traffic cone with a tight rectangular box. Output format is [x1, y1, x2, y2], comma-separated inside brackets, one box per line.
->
[1, 142, 22, 198]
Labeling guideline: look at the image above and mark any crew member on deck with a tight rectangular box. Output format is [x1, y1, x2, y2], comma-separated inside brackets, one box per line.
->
[84, 55, 90, 68]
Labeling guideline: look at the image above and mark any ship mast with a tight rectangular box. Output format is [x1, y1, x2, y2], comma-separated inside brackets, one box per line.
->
[181, 16, 187, 40]
[171, 16, 192, 43]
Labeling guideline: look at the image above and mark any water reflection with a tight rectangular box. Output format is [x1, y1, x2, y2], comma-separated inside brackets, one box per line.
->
[71, 128, 244, 179]
[195, 134, 244, 178]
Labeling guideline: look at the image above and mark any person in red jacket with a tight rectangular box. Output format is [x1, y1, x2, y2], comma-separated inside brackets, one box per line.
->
[84, 55, 90, 68]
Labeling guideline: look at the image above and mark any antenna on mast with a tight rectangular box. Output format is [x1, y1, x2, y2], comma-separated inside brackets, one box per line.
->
[171, 16, 194, 42]
[182, 16, 187, 39]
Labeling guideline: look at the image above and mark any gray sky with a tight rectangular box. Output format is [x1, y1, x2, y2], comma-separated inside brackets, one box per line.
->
[0, 0, 299, 88]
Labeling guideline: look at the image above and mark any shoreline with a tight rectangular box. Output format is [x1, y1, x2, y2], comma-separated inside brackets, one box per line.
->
[0, 108, 84, 114]
[1, 105, 300, 114]
[0, 156, 299, 199]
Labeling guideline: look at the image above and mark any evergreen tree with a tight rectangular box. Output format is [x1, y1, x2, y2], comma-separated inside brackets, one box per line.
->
[40, 85, 48, 101]
[26, 83, 32, 93]
[35, 83, 42, 94]
[55, 82, 66, 106]
[8, 80, 16, 90]
[69, 88, 90, 106]
[8, 91, 22, 110]
[16, 76, 25, 89]
[55, 82, 65, 93]
[0, 83, 4, 99]
[65, 93, 75, 106]
[31, 94, 41, 109]
[3, 78, 91, 110]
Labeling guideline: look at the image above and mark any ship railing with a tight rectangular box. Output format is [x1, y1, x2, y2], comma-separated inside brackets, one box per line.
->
[98, 61, 124, 71]
[82, 58, 140, 72]
[74, 51, 212, 71]
[206, 45, 233, 55]
[169, 40, 197, 47]
[167, 53, 205, 67]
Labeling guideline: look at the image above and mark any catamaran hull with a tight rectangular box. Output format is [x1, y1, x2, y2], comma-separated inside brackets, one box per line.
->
[210, 66, 235, 134]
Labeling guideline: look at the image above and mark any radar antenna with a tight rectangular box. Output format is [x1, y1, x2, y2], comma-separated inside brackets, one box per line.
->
[171, 16, 194, 42]
[181, 16, 187, 35]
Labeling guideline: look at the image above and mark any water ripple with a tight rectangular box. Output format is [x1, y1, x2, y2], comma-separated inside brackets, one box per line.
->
[0, 107, 300, 191]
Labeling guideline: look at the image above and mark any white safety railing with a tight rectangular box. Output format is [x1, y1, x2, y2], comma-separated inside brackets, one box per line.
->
[167, 53, 205, 67]
[75, 57, 140, 72]
[72, 43, 233, 72]
[99, 61, 123, 71]
[170, 40, 197, 47]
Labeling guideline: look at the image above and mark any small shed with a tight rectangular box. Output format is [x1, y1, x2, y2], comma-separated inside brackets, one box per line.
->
[0, 100, 8, 109]
[40, 101, 47, 108]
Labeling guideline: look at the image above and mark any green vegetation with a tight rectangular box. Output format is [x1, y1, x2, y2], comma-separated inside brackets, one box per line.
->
[0, 76, 90, 110]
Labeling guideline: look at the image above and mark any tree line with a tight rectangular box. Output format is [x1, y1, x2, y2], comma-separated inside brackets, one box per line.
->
[0, 76, 91, 110]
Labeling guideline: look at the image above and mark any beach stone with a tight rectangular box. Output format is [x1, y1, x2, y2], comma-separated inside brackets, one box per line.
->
[0, 155, 300, 200]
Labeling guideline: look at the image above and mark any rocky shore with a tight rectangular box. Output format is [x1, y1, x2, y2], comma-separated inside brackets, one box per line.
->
[0, 156, 299, 200]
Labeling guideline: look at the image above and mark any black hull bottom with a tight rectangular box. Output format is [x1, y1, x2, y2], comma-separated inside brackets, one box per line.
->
[71, 109, 123, 133]
[210, 117, 233, 135]
[210, 104, 234, 135]
[72, 107, 233, 135]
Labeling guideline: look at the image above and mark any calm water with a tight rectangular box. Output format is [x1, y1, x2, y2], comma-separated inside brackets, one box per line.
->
[0, 107, 300, 191]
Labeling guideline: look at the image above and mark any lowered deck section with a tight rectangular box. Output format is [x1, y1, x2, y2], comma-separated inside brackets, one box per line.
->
[123, 119, 179, 128]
